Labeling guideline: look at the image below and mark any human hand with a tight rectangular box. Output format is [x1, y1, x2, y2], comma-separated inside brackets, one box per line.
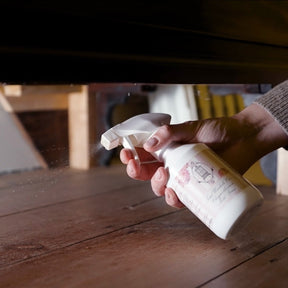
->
[120, 103, 288, 208]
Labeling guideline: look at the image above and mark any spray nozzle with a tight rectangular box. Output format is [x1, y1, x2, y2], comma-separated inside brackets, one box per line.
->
[101, 113, 171, 163]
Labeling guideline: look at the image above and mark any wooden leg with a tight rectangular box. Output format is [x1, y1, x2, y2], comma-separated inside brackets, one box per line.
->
[276, 148, 288, 195]
[68, 85, 96, 169]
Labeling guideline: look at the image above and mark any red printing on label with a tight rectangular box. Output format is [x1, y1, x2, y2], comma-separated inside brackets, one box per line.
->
[172, 153, 246, 227]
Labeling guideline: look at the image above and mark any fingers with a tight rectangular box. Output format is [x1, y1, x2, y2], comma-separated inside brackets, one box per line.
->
[151, 167, 184, 208]
[120, 148, 162, 181]
[125, 158, 163, 181]
[143, 125, 175, 152]
[120, 144, 184, 209]
[143, 122, 200, 153]
[165, 188, 184, 208]
[120, 147, 156, 164]
[120, 148, 133, 164]
[151, 167, 168, 196]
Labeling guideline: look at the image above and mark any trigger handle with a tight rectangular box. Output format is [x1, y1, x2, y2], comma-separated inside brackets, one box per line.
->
[122, 136, 140, 164]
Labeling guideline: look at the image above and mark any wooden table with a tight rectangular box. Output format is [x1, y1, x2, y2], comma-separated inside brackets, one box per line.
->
[1, 165, 288, 287]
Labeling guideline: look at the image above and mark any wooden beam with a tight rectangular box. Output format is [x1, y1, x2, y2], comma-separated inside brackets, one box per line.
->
[68, 85, 96, 169]
[3, 85, 22, 96]
[4, 85, 82, 97]
[5, 93, 69, 112]
[1, 85, 83, 112]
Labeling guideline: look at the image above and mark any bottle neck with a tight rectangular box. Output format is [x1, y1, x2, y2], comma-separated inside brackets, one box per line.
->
[152, 142, 208, 164]
[152, 142, 179, 163]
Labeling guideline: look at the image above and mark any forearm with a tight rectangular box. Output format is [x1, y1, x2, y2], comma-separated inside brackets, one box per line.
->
[254, 80, 288, 136]
[233, 93, 288, 159]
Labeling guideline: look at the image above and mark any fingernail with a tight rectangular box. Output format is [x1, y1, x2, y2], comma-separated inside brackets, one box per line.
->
[155, 169, 162, 181]
[166, 190, 171, 199]
[127, 164, 135, 177]
[145, 137, 159, 148]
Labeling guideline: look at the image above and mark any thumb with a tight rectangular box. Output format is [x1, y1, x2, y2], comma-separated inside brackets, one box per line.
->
[143, 122, 199, 152]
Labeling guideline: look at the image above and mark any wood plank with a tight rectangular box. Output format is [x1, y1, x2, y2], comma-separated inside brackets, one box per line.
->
[3, 85, 83, 97]
[0, 166, 288, 288]
[2, 85, 82, 112]
[0, 211, 229, 288]
[203, 239, 288, 288]
[68, 86, 97, 169]
[0, 183, 175, 267]
[0, 167, 175, 266]
[5, 93, 68, 112]
[0, 166, 141, 216]
[1, 190, 288, 288]
[2, 85, 22, 97]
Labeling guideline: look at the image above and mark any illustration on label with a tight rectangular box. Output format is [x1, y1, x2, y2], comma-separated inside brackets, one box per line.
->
[192, 162, 214, 184]
[176, 161, 214, 186]
[175, 159, 242, 209]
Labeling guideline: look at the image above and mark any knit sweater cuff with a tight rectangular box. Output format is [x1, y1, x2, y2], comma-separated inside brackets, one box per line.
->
[254, 80, 288, 136]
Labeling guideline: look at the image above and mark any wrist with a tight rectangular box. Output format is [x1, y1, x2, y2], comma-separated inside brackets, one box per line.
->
[233, 103, 288, 155]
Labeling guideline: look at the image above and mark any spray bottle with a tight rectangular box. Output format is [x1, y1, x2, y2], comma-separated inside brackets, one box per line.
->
[101, 113, 263, 240]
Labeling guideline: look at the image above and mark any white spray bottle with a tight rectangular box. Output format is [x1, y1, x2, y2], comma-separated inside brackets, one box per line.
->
[101, 113, 264, 240]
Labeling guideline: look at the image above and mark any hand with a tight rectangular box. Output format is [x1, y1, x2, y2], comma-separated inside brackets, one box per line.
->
[120, 103, 288, 208]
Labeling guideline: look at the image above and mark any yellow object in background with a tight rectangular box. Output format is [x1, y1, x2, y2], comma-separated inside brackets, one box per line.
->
[195, 85, 272, 186]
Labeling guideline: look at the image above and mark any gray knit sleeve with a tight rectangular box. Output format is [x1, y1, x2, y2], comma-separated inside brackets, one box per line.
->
[254, 80, 288, 135]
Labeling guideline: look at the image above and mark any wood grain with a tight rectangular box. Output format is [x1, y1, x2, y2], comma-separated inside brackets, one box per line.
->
[0, 166, 287, 287]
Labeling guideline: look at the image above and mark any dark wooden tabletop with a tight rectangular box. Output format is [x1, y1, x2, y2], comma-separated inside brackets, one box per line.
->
[0, 165, 288, 287]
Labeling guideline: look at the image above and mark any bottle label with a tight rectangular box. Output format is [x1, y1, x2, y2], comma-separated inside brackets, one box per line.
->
[171, 148, 247, 228]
